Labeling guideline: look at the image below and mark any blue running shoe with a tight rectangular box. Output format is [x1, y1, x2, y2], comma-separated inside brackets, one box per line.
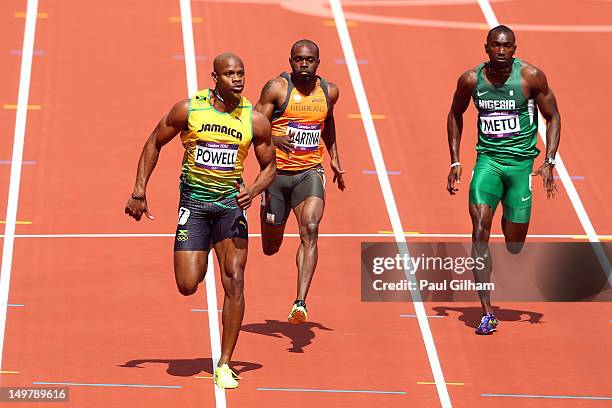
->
[475, 313, 498, 335]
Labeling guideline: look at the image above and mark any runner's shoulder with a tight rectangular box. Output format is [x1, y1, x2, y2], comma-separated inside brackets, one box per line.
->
[261, 76, 288, 101]
[168, 99, 191, 127]
[519, 59, 538, 72]
[173, 98, 191, 112]
[519, 60, 548, 88]
[457, 68, 477, 91]
[520, 60, 546, 77]
[325, 81, 339, 104]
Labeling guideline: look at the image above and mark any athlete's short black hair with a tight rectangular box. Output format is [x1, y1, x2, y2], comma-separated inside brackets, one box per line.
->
[291, 39, 319, 58]
[486, 25, 515, 43]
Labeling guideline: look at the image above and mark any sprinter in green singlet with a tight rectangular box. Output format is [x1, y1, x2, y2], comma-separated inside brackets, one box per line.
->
[446, 25, 561, 334]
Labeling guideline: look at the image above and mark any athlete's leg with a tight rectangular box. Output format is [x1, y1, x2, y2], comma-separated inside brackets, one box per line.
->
[208, 198, 249, 389]
[292, 196, 325, 300]
[469, 155, 503, 318]
[214, 236, 248, 367]
[285, 166, 325, 324]
[469, 204, 494, 314]
[500, 159, 534, 254]
[260, 217, 286, 256]
[501, 217, 529, 254]
[260, 176, 291, 255]
[174, 251, 207, 296]
[173, 194, 212, 295]
[206, 197, 250, 370]
[290, 166, 326, 303]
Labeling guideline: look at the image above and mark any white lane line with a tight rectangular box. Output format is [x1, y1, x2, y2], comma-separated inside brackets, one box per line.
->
[476, 0, 611, 283]
[180, 0, 198, 98]
[475, 0, 498, 27]
[328, 1, 452, 406]
[1, 233, 609, 239]
[535, 115, 611, 281]
[0, 0, 39, 378]
[179, 0, 226, 405]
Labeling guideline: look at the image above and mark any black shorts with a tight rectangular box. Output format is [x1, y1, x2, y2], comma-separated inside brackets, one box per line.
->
[174, 192, 248, 251]
[261, 164, 325, 225]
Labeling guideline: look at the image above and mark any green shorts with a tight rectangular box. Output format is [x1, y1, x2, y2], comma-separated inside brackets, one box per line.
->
[469, 154, 534, 224]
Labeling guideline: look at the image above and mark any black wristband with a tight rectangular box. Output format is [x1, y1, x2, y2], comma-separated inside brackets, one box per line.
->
[131, 194, 146, 200]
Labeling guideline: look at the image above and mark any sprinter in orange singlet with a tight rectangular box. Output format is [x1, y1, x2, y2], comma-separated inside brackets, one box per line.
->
[255, 39, 345, 324]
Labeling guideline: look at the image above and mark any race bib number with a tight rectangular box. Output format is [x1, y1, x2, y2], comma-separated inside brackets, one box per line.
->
[195, 141, 238, 171]
[288, 122, 322, 151]
[479, 111, 521, 138]
[178, 207, 190, 225]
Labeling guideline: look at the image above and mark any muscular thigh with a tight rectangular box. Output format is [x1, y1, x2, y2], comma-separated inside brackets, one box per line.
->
[290, 165, 325, 209]
[261, 165, 326, 229]
[173, 193, 216, 286]
[500, 158, 534, 224]
[293, 196, 324, 226]
[174, 250, 207, 283]
[469, 154, 504, 213]
[214, 237, 248, 280]
[210, 196, 248, 245]
[174, 192, 214, 252]
[261, 173, 292, 226]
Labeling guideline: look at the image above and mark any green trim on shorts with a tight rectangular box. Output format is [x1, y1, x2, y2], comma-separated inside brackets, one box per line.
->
[188, 190, 238, 202]
[212, 200, 237, 210]
[179, 182, 238, 202]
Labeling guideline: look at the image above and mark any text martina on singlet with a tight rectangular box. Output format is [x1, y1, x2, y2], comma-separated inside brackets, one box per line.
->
[194, 141, 238, 171]
[287, 122, 322, 151]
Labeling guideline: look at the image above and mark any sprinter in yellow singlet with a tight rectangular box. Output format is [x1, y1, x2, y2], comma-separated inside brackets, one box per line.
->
[125, 53, 275, 389]
[255, 39, 345, 324]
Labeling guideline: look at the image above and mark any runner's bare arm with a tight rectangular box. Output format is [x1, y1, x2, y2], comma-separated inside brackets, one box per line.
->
[235, 111, 276, 209]
[254, 77, 293, 154]
[321, 83, 345, 191]
[254, 78, 285, 120]
[447, 70, 476, 195]
[525, 65, 561, 198]
[527, 66, 561, 159]
[125, 99, 189, 220]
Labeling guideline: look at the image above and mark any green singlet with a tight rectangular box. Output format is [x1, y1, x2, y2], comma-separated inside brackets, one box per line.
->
[469, 58, 540, 224]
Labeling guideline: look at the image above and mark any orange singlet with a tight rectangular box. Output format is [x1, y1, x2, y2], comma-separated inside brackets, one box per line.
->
[271, 72, 330, 171]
